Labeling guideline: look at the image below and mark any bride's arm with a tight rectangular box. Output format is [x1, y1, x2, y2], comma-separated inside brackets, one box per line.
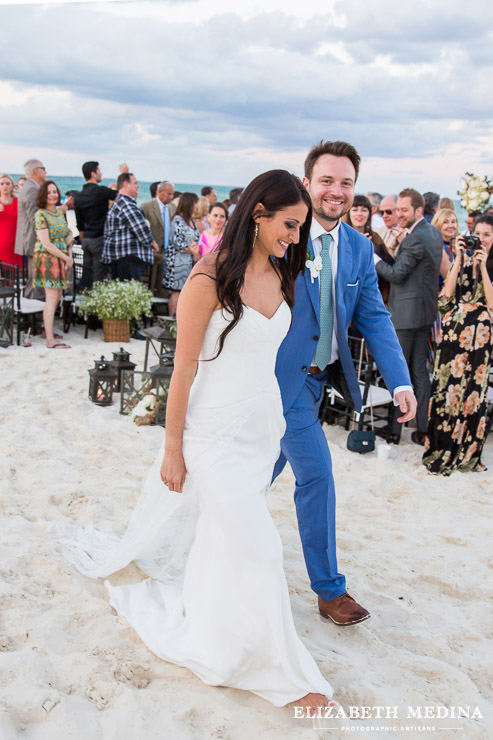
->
[160, 258, 220, 492]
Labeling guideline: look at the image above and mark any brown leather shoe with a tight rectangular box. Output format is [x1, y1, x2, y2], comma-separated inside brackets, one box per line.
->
[318, 593, 370, 626]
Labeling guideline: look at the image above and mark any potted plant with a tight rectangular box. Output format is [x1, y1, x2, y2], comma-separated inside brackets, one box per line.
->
[79, 280, 153, 342]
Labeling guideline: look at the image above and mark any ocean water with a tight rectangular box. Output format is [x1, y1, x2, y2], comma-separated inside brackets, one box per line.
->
[11, 174, 469, 230]
[11, 175, 233, 206]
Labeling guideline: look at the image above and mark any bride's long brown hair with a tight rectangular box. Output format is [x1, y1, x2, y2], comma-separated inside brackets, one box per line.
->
[213, 169, 311, 357]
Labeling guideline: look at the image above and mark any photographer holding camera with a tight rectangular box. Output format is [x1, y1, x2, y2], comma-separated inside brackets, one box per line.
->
[423, 214, 493, 475]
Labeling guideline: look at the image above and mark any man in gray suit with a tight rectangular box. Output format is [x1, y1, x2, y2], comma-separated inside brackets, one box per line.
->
[375, 188, 442, 445]
[141, 180, 174, 299]
[14, 158, 47, 299]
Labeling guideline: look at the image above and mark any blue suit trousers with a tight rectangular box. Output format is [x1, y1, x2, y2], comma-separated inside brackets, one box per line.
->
[272, 370, 346, 601]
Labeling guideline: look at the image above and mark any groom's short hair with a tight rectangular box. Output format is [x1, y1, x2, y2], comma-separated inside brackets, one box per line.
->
[304, 140, 361, 182]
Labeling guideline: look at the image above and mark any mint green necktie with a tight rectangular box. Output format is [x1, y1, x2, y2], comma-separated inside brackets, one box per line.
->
[314, 233, 334, 370]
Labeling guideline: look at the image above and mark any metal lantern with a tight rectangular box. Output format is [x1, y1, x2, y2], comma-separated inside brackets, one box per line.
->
[120, 369, 154, 420]
[109, 347, 136, 393]
[142, 318, 177, 370]
[88, 356, 117, 406]
[0, 284, 15, 347]
[149, 352, 175, 426]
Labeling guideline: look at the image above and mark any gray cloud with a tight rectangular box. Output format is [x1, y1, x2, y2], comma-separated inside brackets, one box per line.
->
[1, 0, 493, 187]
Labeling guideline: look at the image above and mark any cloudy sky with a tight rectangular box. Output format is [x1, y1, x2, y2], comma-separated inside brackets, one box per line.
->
[1, 0, 493, 194]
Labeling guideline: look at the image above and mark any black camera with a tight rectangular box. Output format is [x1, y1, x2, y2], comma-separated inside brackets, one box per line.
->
[463, 234, 481, 250]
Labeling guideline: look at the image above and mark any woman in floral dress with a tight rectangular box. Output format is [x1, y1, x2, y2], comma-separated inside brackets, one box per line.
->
[423, 214, 493, 475]
[34, 180, 73, 348]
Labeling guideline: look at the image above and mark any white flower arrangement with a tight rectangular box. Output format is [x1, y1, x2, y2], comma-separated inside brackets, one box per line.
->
[457, 172, 492, 213]
[305, 255, 323, 283]
[130, 393, 157, 419]
[79, 279, 153, 321]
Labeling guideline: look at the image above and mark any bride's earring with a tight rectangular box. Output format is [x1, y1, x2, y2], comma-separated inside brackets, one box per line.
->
[253, 222, 259, 247]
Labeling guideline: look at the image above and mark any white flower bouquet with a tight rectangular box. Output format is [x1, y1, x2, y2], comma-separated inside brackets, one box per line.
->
[457, 172, 492, 213]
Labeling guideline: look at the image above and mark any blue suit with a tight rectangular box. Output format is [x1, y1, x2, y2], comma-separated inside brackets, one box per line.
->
[274, 222, 411, 601]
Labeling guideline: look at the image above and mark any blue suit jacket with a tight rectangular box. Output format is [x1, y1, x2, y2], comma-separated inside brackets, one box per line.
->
[275, 222, 411, 413]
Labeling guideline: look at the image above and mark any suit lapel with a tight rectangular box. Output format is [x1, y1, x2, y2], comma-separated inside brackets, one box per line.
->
[304, 235, 320, 321]
[153, 199, 163, 225]
[336, 225, 353, 324]
[336, 224, 352, 303]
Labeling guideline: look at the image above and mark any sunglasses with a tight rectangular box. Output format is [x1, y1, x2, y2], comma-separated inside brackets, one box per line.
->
[380, 209, 394, 215]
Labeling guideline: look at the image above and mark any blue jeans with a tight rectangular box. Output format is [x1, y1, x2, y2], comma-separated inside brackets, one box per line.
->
[273, 371, 346, 601]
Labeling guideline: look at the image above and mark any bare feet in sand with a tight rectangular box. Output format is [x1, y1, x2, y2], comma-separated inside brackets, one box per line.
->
[296, 692, 330, 714]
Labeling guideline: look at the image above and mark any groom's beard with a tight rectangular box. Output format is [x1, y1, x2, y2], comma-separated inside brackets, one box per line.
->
[311, 197, 353, 230]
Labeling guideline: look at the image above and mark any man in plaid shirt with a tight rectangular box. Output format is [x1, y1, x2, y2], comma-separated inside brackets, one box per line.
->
[102, 172, 159, 280]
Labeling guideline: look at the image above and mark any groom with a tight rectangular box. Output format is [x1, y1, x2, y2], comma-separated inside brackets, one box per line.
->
[274, 140, 416, 625]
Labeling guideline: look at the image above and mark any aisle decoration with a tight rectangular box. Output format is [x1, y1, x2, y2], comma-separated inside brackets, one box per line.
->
[457, 173, 492, 213]
[79, 280, 152, 342]
[88, 356, 117, 406]
[120, 353, 174, 427]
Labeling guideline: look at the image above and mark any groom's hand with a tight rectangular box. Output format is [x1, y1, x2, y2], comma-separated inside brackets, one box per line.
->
[395, 390, 417, 423]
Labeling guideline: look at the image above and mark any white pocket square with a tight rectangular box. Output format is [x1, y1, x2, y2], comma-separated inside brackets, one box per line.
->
[347, 280, 359, 287]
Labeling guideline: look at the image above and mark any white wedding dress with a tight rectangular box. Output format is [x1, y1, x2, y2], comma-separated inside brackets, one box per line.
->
[55, 302, 333, 706]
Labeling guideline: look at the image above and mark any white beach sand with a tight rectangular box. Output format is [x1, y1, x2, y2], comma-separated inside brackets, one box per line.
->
[0, 326, 492, 739]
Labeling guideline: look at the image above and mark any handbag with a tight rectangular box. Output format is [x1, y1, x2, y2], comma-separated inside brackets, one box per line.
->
[346, 341, 376, 454]
[347, 428, 375, 454]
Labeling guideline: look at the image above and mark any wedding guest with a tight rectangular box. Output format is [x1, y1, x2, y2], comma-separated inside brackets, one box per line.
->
[198, 202, 228, 257]
[0, 173, 22, 267]
[101, 173, 158, 281]
[15, 176, 26, 193]
[163, 193, 200, 316]
[201, 186, 217, 205]
[428, 209, 459, 373]
[33, 181, 73, 349]
[343, 194, 393, 302]
[149, 181, 160, 199]
[431, 208, 458, 282]
[367, 192, 385, 232]
[228, 187, 244, 216]
[377, 194, 400, 247]
[375, 188, 443, 445]
[439, 197, 455, 211]
[14, 158, 47, 299]
[423, 215, 493, 475]
[73, 161, 116, 288]
[141, 180, 174, 298]
[168, 192, 182, 220]
[423, 192, 440, 223]
[195, 196, 210, 233]
[462, 211, 482, 236]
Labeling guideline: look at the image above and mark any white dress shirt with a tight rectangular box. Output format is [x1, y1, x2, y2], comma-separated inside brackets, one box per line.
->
[312, 217, 412, 403]
[310, 218, 341, 366]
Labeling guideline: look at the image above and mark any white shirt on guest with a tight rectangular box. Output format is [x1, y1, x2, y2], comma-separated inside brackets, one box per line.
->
[371, 212, 385, 232]
[154, 196, 165, 221]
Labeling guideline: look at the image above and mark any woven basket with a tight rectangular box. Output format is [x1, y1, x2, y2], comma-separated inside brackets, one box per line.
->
[103, 319, 130, 343]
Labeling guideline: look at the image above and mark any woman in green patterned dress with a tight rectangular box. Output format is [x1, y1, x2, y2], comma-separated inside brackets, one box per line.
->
[423, 214, 493, 475]
[34, 181, 73, 348]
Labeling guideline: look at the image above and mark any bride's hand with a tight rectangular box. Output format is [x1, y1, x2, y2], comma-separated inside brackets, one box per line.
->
[160, 451, 187, 493]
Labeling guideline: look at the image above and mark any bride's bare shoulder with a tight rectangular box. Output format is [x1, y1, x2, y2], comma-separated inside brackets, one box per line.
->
[182, 253, 220, 311]
[190, 251, 218, 282]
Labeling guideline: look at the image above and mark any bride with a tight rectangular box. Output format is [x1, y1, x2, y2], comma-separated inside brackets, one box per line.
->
[56, 170, 333, 711]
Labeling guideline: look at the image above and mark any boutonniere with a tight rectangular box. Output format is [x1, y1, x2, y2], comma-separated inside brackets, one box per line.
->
[305, 255, 323, 283]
